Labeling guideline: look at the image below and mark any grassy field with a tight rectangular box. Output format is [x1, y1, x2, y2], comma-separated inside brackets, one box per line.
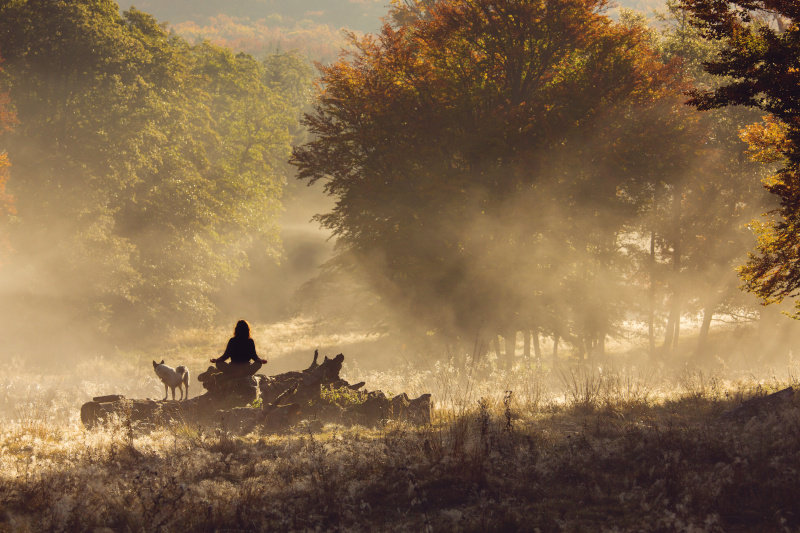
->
[2, 318, 800, 532]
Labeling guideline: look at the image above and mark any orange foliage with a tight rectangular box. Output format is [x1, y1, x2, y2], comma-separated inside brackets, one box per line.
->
[293, 0, 697, 337]
[0, 79, 18, 265]
[740, 116, 790, 164]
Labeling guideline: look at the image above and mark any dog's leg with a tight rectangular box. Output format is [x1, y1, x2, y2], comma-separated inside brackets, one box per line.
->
[163, 383, 168, 401]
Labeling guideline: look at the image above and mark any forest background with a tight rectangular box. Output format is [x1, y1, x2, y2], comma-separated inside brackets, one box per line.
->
[5, 1, 800, 530]
[0, 0, 797, 375]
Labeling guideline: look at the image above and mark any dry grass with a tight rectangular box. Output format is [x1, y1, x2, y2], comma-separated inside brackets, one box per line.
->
[2, 327, 800, 531]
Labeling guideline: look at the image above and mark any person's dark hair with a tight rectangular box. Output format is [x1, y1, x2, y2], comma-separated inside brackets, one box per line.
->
[233, 320, 251, 339]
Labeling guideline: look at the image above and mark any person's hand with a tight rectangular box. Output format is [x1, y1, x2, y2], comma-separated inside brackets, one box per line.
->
[260, 358, 268, 364]
[210, 358, 217, 363]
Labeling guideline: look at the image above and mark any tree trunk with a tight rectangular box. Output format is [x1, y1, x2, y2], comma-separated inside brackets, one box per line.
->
[661, 183, 682, 355]
[533, 327, 542, 361]
[523, 329, 531, 360]
[504, 330, 516, 370]
[662, 315, 674, 352]
[578, 336, 588, 360]
[472, 333, 489, 367]
[649, 185, 658, 356]
[697, 299, 715, 355]
[552, 333, 560, 362]
[665, 257, 682, 351]
[662, 301, 681, 353]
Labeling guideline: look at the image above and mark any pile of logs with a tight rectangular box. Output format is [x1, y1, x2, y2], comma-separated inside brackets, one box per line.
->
[80, 350, 431, 433]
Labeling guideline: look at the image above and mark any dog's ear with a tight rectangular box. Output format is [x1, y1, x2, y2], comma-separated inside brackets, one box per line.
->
[160, 359, 165, 365]
[153, 360, 158, 368]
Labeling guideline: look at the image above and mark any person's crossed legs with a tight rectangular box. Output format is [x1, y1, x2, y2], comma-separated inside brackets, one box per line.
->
[215, 359, 263, 378]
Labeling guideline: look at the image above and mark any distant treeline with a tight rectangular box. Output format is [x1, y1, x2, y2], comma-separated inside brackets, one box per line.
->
[125, 0, 388, 63]
[132, 0, 666, 63]
[131, 0, 389, 34]
[170, 14, 352, 63]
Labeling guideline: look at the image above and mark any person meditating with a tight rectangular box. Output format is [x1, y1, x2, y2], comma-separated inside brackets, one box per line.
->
[210, 320, 268, 378]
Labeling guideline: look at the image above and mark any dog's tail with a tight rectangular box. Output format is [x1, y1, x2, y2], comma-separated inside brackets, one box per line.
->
[177, 365, 190, 391]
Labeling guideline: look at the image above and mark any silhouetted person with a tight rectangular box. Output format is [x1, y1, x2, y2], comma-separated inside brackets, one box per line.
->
[210, 320, 267, 378]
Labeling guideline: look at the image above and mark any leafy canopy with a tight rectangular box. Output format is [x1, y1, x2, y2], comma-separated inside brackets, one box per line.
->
[679, 0, 800, 312]
[293, 0, 693, 342]
[0, 0, 305, 339]
[0, 55, 18, 266]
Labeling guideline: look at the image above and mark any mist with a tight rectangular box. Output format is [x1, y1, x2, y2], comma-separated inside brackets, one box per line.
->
[4, 1, 800, 531]
[0, 0, 798, 380]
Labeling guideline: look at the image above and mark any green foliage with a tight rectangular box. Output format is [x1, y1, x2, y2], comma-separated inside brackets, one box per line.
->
[320, 385, 366, 407]
[0, 0, 307, 341]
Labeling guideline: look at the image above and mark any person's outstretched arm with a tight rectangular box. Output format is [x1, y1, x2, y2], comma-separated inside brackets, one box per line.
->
[211, 339, 234, 363]
[249, 339, 267, 364]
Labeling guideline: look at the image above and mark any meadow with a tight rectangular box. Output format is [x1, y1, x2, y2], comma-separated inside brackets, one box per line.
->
[2, 318, 800, 532]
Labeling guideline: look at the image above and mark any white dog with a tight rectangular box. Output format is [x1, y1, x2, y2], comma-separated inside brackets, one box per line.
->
[152, 360, 190, 401]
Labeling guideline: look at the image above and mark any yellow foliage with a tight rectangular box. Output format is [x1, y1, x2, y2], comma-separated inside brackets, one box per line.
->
[739, 116, 789, 163]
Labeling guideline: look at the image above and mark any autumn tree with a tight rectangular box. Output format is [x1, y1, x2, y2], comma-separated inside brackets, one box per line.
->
[293, 0, 693, 363]
[0, 54, 18, 267]
[624, 2, 771, 358]
[679, 0, 800, 315]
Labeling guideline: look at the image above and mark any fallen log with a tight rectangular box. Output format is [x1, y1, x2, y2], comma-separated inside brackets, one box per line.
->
[258, 352, 344, 403]
[80, 350, 432, 432]
[80, 396, 197, 429]
[341, 391, 432, 426]
[226, 381, 304, 434]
